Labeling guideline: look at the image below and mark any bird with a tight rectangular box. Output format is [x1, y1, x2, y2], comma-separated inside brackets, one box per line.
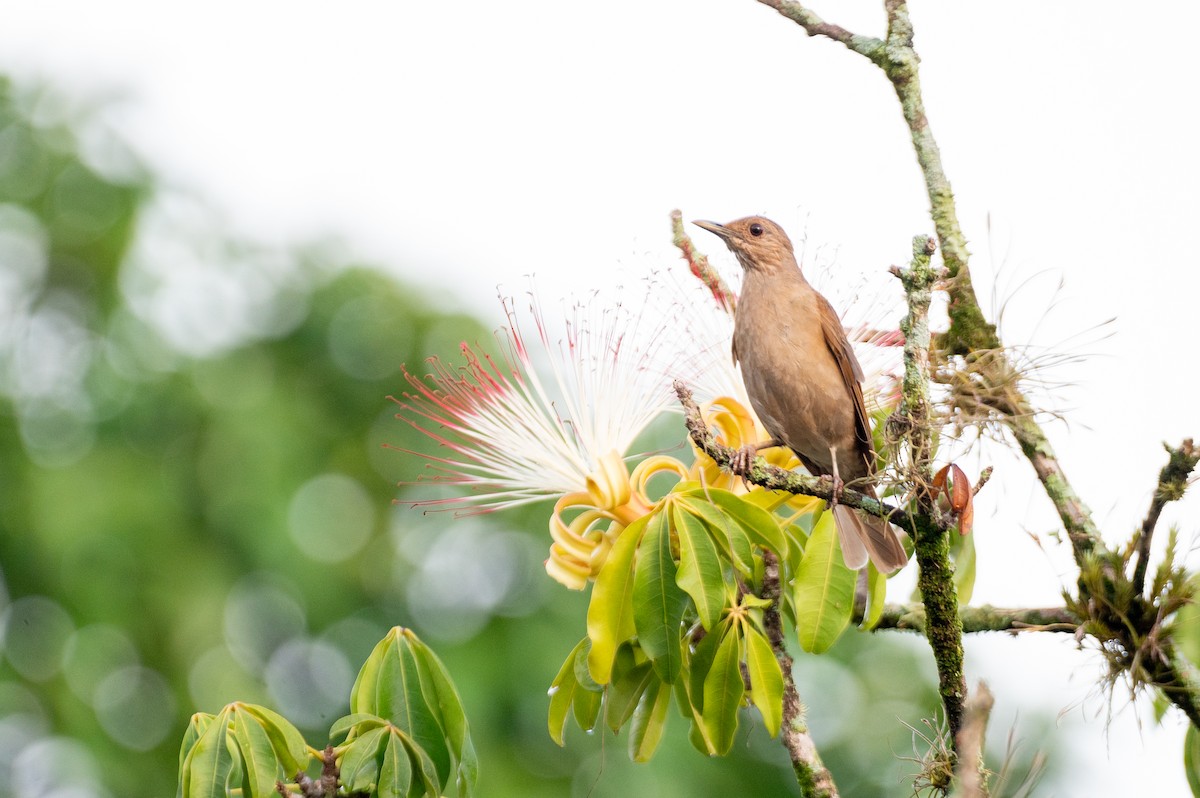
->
[692, 215, 908, 572]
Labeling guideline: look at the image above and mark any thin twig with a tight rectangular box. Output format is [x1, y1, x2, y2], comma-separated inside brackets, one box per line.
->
[1132, 439, 1199, 594]
[669, 209, 737, 313]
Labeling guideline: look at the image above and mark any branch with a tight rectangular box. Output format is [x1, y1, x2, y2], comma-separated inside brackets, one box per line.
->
[673, 380, 947, 543]
[1132, 439, 1199, 593]
[670, 209, 737, 313]
[763, 551, 840, 797]
[753, 0, 885, 62]
[893, 235, 967, 746]
[875, 603, 1078, 635]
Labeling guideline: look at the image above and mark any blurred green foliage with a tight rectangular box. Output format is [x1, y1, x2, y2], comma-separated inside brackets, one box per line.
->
[0, 75, 1053, 797]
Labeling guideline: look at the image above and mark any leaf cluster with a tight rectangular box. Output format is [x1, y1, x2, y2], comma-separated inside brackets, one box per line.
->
[178, 626, 477, 798]
[550, 483, 892, 760]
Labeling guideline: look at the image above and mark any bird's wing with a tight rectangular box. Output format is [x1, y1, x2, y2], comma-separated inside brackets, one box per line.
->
[816, 295, 875, 472]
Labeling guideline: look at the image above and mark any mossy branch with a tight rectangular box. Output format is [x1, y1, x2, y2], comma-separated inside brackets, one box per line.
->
[892, 234, 967, 747]
[875, 603, 1077, 635]
[1132, 439, 1199, 594]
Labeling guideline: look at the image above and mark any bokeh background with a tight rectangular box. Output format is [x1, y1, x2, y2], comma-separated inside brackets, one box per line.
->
[1, 2, 1197, 796]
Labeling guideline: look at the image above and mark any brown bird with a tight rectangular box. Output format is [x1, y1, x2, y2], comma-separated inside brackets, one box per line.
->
[693, 215, 908, 572]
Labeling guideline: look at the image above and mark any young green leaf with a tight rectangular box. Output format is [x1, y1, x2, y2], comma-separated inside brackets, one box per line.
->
[181, 706, 235, 798]
[674, 504, 729, 632]
[409, 632, 479, 795]
[629, 678, 672, 762]
[548, 639, 584, 746]
[606, 643, 656, 733]
[701, 626, 745, 755]
[793, 511, 855, 653]
[178, 712, 214, 788]
[633, 510, 689, 683]
[587, 512, 650, 684]
[230, 705, 279, 798]
[241, 703, 311, 775]
[743, 625, 783, 737]
[378, 730, 414, 798]
[330, 713, 387, 743]
[691, 487, 788, 559]
[338, 725, 388, 794]
[572, 679, 603, 733]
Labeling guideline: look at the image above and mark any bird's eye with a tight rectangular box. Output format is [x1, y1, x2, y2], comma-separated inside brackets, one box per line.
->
[749, 223, 764, 237]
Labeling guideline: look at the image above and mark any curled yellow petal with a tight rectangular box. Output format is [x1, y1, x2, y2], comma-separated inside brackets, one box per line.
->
[629, 455, 690, 507]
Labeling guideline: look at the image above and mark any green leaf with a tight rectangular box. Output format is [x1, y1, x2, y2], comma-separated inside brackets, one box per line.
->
[182, 707, 235, 798]
[633, 510, 689, 683]
[950, 528, 977, 605]
[178, 712, 215, 792]
[693, 488, 788, 559]
[1186, 724, 1200, 798]
[628, 677, 671, 762]
[743, 625, 783, 737]
[378, 730, 414, 798]
[401, 732, 443, 798]
[241, 703, 311, 776]
[860, 562, 887, 630]
[330, 713, 387, 743]
[408, 632, 479, 795]
[674, 504, 728, 632]
[606, 643, 655, 733]
[548, 639, 584, 746]
[230, 705, 279, 798]
[351, 627, 452, 790]
[338, 725, 387, 794]
[587, 512, 650, 684]
[572, 678, 603, 732]
[701, 625, 745, 755]
[793, 511, 855, 653]
[687, 622, 724, 719]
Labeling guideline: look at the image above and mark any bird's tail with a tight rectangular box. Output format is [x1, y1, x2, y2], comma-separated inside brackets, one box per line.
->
[831, 501, 909, 573]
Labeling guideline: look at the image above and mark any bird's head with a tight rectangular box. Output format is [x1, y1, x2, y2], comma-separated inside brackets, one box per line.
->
[692, 216, 796, 274]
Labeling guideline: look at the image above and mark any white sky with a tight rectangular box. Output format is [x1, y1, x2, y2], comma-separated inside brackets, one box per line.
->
[3, 1, 1199, 794]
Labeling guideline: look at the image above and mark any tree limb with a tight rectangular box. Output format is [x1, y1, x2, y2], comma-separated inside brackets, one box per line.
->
[875, 603, 1078, 635]
[893, 234, 967, 746]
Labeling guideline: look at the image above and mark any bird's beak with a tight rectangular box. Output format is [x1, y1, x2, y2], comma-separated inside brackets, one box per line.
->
[692, 220, 737, 240]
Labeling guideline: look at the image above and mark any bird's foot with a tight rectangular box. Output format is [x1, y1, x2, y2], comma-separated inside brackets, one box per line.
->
[730, 445, 756, 478]
[827, 473, 845, 507]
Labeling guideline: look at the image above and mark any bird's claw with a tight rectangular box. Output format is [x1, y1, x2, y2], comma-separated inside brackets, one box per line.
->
[730, 445, 756, 478]
[828, 474, 845, 507]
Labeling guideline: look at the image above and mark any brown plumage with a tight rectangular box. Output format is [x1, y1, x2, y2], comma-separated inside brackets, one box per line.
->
[693, 215, 908, 572]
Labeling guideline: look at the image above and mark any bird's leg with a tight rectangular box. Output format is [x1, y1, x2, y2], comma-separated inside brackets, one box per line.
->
[730, 438, 783, 478]
[827, 446, 844, 507]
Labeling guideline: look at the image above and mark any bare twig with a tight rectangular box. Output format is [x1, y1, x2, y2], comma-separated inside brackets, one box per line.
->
[1132, 439, 1199, 594]
[670, 209, 737, 313]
